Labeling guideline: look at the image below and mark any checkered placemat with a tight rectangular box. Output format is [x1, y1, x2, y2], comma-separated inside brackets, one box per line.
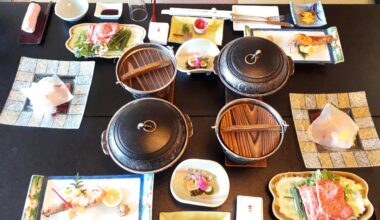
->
[290, 92, 380, 168]
[0, 57, 95, 129]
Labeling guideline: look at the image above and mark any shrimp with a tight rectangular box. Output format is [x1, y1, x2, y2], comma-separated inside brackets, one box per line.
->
[289, 33, 333, 46]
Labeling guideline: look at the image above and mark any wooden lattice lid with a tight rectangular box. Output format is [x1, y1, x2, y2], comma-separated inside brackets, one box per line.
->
[219, 102, 281, 158]
[117, 44, 176, 92]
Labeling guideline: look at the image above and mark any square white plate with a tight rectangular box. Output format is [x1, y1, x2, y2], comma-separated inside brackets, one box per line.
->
[94, 3, 122, 20]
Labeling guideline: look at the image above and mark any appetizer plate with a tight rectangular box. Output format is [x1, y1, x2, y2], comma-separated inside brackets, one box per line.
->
[269, 171, 374, 220]
[289, 91, 380, 168]
[21, 174, 154, 220]
[94, 3, 122, 20]
[290, 1, 327, 27]
[65, 23, 146, 59]
[170, 159, 229, 207]
[175, 39, 220, 75]
[160, 211, 231, 220]
[168, 16, 224, 46]
[251, 26, 344, 64]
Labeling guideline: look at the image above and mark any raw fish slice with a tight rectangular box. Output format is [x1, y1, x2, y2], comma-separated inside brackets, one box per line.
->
[316, 180, 354, 219]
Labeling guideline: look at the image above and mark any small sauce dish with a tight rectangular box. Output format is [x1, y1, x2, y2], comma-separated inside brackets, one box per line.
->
[193, 18, 208, 34]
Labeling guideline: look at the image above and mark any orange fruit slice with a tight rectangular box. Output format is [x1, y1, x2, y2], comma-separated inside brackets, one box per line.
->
[102, 188, 123, 207]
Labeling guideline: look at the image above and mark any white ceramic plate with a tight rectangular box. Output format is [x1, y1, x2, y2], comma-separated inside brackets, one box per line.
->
[65, 23, 146, 59]
[175, 39, 220, 75]
[21, 174, 154, 220]
[94, 3, 122, 20]
[170, 159, 229, 207]
[251, 26, 344, 64]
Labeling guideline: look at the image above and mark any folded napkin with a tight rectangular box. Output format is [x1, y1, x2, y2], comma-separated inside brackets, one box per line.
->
[232, 5, 281, 31]
[307, 103, 359, 149]
[21, 75, 73, 114]
[21, 2, 41, 33]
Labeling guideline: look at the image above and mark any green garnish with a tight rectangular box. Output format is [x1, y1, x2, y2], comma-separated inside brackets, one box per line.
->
[304, 169, 336, 186]
[70, 173, 86, 195]
[297, 45, 308, 59]
[182, 24, 190, 34]
[290, 185, 307, 220]
[107, 29, 132, 51]
[73, 28, 131, 58]
[73, 31, 97, 58]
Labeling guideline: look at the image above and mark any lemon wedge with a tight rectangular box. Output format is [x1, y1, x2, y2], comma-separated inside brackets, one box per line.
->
[102, 188, 123, 207]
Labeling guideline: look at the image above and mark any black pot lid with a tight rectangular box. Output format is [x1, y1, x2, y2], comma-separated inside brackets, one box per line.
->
[107, 98, 187, 172]
[226, 37, 284, 83]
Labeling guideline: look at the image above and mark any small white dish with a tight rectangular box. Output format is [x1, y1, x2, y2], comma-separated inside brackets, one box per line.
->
[170, 159, 230, 208]
[94, 3, 122, 20]
[55, 0, 88, 22]
[175, 39, 220, 75]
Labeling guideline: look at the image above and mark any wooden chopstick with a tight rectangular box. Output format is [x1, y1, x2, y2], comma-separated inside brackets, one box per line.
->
[220, 124, 281, 133]
[231, 17, 294, 27]
[120, 60, 171, 82]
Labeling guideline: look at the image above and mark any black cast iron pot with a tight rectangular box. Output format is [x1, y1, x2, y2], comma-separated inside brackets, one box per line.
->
[101, 98, 193, 173]
[214, 37, 294, 97]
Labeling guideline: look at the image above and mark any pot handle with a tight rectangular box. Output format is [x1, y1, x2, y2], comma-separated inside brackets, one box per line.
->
[280, 120, 289, 133]
[101, 130, 110, 155]
[287, 56, 295, 76]
[213, 54, 220, 75]
[183, 113, 193, 138]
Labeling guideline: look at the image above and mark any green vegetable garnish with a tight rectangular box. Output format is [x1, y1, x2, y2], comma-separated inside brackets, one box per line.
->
[107, 29, 132, 51]
[70, 173, 86, 195]
[73, 28, 131, 58]
[73, 31, 97, 58]
[290, 185, 307, 220]
[297, 45, 308, 59]
[304, 169, 336, 186]
[182, 24, 190, 34]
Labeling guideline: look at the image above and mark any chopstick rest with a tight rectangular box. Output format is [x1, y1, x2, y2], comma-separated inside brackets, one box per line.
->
[21, 2, 41, 33]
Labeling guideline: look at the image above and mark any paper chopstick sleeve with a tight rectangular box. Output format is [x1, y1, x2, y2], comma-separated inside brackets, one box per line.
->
[21, 3, 41, 33]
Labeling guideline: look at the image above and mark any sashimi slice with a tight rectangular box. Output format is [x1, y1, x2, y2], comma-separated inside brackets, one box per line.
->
[298, 186, 328, 220]
[316, 180, 354, 220]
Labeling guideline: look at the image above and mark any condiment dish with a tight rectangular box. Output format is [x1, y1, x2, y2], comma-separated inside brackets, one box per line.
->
[290, 1, 327, 27]
[55, 0, 88, 22]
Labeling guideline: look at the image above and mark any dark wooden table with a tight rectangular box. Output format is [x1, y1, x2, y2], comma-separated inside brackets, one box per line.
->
[0, 3, 379, 220]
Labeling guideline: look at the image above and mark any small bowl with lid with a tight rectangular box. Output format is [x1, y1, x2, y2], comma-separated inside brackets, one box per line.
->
[213, 98, 288, 164]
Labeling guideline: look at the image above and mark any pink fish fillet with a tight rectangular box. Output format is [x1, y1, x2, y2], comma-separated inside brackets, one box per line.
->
[298, 186, 329, 220]
[316, 180, 354, 220]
